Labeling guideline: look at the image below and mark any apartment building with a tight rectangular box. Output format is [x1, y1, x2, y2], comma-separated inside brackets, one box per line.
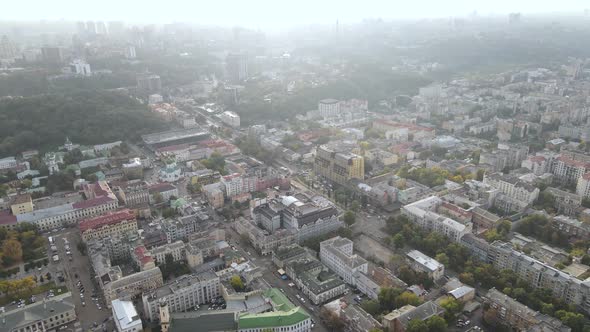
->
[319, 236, 368, 286]
[114, 181, 150, 207]
[487, 241, 590, 312]
[104, 267, 164, 306]
[406, 250, 445, 281]
[483, 172, 539, 213]
[401, 196, 472, 242]
[150, 240, 185, 265]
[484, 288, 571, 332]
[142, 272, 221, 322]
[545, 187, 582, 216]
[314, 145, 364, 185]
[551, 156, 590, 186]
[576, 172, 590, 198]
[79, 209, 138, 242]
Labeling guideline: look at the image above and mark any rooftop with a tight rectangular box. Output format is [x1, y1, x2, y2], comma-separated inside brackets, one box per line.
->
[112, 299, 141, 330]
[406, 250, 443, 272]
[79, 209, 135, 233]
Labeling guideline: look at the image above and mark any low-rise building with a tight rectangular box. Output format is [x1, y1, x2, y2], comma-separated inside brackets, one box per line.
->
[406, 250, 444, 281]
[112, 299, 143, 332]
[104, 267, 164, 306]
[1, 292, 76, 332]
[402, 196, 472, 242]
[382, 301, 444, 332]
[10, 194, 34, 215]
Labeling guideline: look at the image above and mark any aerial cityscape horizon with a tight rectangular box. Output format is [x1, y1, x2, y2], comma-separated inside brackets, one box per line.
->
[3, 2, 590, 332]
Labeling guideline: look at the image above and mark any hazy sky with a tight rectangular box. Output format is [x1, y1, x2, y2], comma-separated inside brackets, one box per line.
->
[3, 0, 589, 28]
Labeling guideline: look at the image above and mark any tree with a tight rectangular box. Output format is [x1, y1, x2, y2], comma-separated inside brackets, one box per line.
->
[395, 291, 421, 308]
[392, 234, 406, 249]
[2, 239, 23, 265]
[361, 299, 382, 316]
[496, 220, 512, 236]
[426, 315, 448, 332]
[77, 241, 87, 256]
[439, 297, 463, 322]
[230, 275, 245, 291]
[406, 319, 429, 332]
[435, 253, 449, 267]
[343, 211, 356, 226]
[350, 200, 360, 212]
[378, 287, 402, 311]
[320, 307, 346, 332]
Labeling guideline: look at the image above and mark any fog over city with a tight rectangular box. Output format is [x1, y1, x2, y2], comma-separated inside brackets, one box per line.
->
[4, 2, 590, 332]
[2, 0, 590, 27]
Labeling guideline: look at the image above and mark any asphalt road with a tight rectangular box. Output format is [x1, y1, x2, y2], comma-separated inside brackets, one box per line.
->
[50, 229, 112, 331]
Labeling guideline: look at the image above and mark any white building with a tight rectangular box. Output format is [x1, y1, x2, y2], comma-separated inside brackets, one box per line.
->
[220, 111, 241, 128]
[406, 250, 444, 280]
[483, 172, 539, 212]
[150, 240, 185, 265]
[0, 156, 17, 169]
[318, 99, 340, 119]
[401, 196, 472, 242]
[142, 272, 221, 322]
[319, 236, 368, 286]
[70, 59, 92, 76]
[112, 299, 143, 332]
[576, 173, 590, 198]
[221, 173, 244, 197]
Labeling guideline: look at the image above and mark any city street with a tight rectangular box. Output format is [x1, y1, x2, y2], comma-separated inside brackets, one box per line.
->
[49, 228, 112, 331]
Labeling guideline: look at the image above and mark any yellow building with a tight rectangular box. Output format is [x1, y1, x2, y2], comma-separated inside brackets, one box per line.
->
[11, 194, 34, 215]
[314, 145, 364, 185]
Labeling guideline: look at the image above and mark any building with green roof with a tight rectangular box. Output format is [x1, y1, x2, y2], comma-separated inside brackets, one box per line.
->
[168, 288, 311, 332]
[237, 288, 311, 332]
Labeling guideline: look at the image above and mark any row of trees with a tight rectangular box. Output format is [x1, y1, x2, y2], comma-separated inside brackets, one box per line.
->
[0, 276, 36, 300]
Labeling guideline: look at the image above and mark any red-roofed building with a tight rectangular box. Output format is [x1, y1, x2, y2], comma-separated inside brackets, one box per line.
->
[148, 183, 178, 204]
[198, 140, 239, 156]
[0, 211, 17, 230]
[131, 245, 155, 271]
[79, 209, 137, 242]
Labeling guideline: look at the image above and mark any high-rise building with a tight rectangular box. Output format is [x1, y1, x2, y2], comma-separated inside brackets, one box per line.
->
[314, 145, 364, 185]
[0, 35, 18, 59]
[70, 59, 92, 76]
[96, 21, 108, 35]
[226, 53, 248, 82]
[86, 21, 97, 35]
[41, 46, 63, 64]
[137, 74, 162, 93]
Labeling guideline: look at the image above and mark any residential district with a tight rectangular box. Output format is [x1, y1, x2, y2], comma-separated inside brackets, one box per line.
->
[3, 14, 590, 332]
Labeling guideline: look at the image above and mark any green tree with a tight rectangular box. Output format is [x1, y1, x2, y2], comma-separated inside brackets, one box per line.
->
[496, 220, 512, 236]
[395, 291, 421, 308]
[392, 234, 406, 249]
[230, 275, 245, 291]
[343, 211, 356, 226]
[350, 200, 360, 212]
[435, 253, 449, 267]
[361, 300, 382, 316]
[439, 297, 463, 322]
[378, 287, 402, 311]
[406, 319, 429, 332]
[426, 315, 448, 332]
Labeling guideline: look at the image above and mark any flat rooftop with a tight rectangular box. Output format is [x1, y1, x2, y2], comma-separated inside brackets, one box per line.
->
[142, 128, 209, 145]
